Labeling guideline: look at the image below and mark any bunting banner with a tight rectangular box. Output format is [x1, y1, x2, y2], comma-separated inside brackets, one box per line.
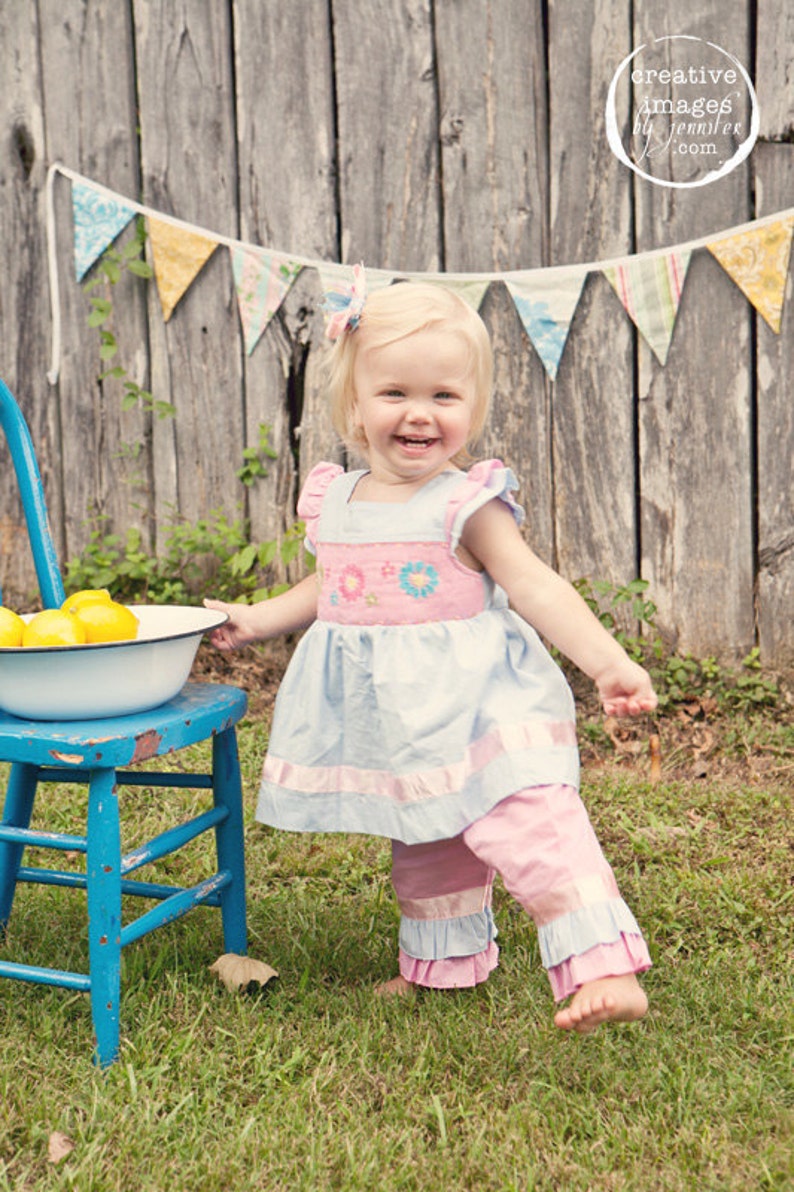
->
[603, 250, 691, 365]
[45, 163, 793, 386]
[232, 247, 302, 355]
[505, 271, 587, 380]
[148, 218, 219, 322]
[706, 216, 794, 334]
[71, 179, 137, 281]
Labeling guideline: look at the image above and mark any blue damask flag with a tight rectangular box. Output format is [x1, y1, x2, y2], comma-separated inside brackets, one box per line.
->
[72, 180, 136, 280]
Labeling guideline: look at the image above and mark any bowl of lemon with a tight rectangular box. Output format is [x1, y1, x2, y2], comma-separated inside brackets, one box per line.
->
[0, 591, 228, 720]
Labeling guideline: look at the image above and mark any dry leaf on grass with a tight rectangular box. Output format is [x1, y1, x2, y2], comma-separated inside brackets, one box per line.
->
[47, 1132, 75, 1165]
[210, 953, 278, 992]
[603, 717, 644, 756]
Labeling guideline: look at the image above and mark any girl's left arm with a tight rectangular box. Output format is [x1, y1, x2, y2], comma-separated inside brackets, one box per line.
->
[461, 500, 657, 717]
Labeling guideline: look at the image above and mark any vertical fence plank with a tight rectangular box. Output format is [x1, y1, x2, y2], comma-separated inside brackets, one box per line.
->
[133, 0, 243, 551]
[754, 8, 794, 667]
[434, 0, 553, 560]
[37, 0, 148, 570]
[233, 0, 338, 547]
[548, 2, 637, 600]
[634, 8, 755, 659]
[0, 3, 53, 602]
[331, 0, 441, 271]
[321, 0, 442, 475]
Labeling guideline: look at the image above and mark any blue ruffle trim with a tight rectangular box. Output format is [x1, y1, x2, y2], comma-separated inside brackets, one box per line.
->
[399, 907, 498, 961]
[538, 898, 643, 968]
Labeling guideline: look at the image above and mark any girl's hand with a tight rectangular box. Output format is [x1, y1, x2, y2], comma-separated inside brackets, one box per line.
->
[203, 575, 320, 651]
[596, 658, 658, 718]
[203, 599, 261, 651]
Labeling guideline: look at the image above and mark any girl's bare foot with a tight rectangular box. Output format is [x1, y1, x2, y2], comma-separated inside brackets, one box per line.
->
[554, 974, 648, 1033]
[374, 974, 415, 997]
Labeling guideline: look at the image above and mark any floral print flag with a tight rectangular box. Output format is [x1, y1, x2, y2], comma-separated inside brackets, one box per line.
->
[505, 270, 587, 380]
[71, 180, 136, 280]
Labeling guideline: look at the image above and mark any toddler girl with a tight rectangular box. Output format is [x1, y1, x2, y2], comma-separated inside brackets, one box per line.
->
[206, 271, 656, 1032]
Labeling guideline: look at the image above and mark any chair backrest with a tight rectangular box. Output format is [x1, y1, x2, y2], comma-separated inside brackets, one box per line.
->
[0, 379, 65, 609]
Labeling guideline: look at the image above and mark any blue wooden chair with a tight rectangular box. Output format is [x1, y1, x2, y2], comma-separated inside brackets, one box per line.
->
[0, 378, 248, 1066]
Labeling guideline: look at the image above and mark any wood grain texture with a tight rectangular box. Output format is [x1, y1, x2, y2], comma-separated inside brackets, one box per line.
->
[0, 4, 789, 665]
[133, 0, 243, 546]
[0, 2, 53, 602]
[435, 0, 553, 560]
[233, 0, 338, 548]
[331, 0, 441, 270]
[547, 0, 637, 595]
[634, 2, 755, 659]
[36, 0, 148, 569]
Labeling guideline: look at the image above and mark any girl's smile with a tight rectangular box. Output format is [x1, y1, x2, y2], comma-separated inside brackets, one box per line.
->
[352, 328, 478, 488]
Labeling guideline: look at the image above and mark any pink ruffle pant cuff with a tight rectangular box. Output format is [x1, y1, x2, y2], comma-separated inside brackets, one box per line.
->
[391, 784, 651, 998]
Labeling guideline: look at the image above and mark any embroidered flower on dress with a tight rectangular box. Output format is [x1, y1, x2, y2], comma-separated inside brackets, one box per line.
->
[381, 562, 396, 579]
[399, 562, 439, 599]
[338, 564, 367, 601]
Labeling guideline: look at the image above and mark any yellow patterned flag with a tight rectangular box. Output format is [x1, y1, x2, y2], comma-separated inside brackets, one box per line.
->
[707, 217, 793, 333]
[148, 218, 220, 322]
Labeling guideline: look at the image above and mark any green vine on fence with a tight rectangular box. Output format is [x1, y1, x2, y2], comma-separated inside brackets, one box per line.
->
[76, 228, 305, 604]
[82, 218, 175, 420]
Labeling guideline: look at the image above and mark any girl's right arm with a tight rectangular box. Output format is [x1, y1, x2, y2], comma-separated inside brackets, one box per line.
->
[203, 573, 319, 651]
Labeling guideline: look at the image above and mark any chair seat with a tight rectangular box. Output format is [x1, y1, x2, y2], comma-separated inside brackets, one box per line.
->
[0, 682, 247, 768]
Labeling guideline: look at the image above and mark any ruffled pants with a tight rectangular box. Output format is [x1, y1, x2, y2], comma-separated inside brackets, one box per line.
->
[392, 784, 651, 1000]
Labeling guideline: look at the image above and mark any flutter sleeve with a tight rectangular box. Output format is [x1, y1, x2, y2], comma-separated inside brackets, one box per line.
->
[445, 458, 525, 551]
[296, 461, 344, 554]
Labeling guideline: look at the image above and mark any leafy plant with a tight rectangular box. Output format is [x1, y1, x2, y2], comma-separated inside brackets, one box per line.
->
[572, 576, 662, 661]
[651, 646, 781, 713]
[64, 511, 307, 606]
[236, 423, 279, 487]
[570, 577, 781, 714]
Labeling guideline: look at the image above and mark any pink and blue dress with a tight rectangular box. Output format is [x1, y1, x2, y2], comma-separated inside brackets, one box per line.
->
[256, 460, 651, 997]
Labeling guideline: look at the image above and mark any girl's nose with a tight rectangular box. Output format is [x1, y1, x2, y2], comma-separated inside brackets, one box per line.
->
[404, 400, 431, 422]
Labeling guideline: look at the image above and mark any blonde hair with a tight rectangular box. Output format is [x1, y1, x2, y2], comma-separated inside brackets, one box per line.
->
[327, 281, 493, 464]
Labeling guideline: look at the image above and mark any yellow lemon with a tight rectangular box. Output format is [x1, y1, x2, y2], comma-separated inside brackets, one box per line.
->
[60, 588, 112, 613]
[70, 600, 138, 644]
[22, 608, 87, 648]
[0, 606, 25, 647]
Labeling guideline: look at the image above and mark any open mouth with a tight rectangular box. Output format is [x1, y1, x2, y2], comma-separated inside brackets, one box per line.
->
[396, 435, 437, 449]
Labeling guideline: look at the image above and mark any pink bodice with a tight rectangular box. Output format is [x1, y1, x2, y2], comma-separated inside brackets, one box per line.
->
[316, 540, 488, 625]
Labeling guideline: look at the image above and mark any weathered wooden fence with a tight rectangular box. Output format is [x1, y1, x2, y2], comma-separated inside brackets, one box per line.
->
[0, 1, 791, 665]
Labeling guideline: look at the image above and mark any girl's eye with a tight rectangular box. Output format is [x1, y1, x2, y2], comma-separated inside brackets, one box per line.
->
[435, 392, 458, 402]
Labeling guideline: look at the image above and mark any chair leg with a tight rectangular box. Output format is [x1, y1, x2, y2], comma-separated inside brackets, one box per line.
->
[0, 763, 38, 931]
[212, 727, 247, 955]
[85, 769, 123, 1068]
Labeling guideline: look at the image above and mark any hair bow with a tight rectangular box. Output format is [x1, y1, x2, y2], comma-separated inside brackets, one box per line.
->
[323, 262, 367, 339]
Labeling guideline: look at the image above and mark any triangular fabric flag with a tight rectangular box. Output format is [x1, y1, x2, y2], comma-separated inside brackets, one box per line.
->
[603, 250, 691, 365]
[505, 270, 587, 379]
[231, 247, 302, 354]
[148, 218, 219, 322]
[707, 217, 794, 333]
[316, 262, 395, 298]
[417, 276, 491, 310]
[72, 180, 137, 280]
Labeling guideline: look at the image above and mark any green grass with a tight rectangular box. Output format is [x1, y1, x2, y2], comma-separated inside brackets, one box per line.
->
[0, 710, 791, 1191]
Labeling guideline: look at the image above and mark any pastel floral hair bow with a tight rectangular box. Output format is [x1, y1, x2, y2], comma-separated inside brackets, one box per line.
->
[324, 262, 367, 339]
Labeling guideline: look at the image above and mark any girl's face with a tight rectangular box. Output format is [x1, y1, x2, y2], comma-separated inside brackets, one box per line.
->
[351, 327, 477, 487]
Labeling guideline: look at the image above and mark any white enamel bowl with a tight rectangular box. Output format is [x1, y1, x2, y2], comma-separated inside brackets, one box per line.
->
[0, 605, 228, 721]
